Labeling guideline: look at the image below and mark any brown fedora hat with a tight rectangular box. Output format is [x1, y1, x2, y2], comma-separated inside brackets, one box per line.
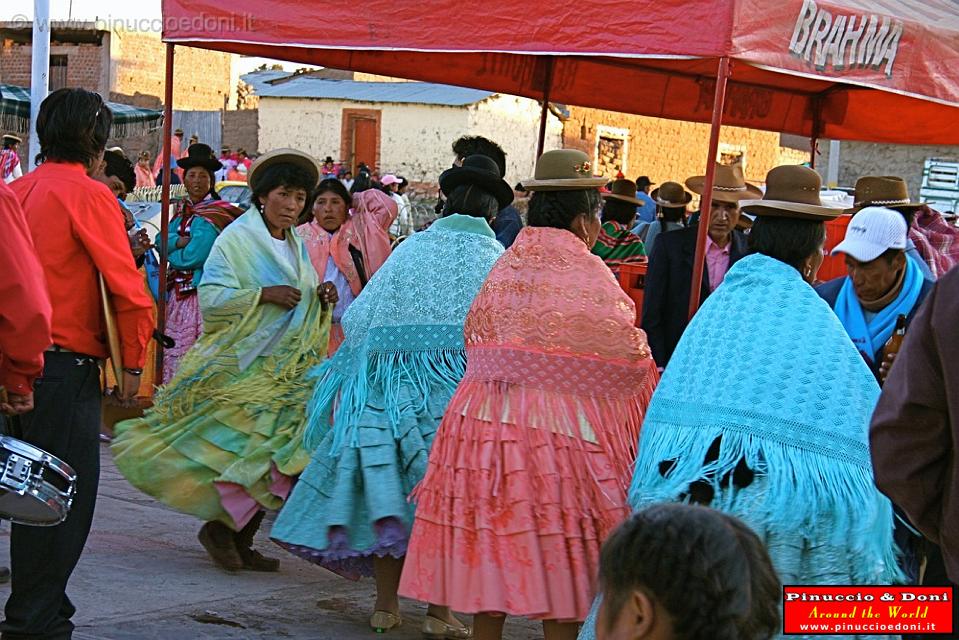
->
[846, 176, 927, 213]
[652, 181, 693, 208]
[740, 165, 843, 220]
[521, 149, 607, 191]
[603, 179, 643, 205]
[685, 163, 763, 204]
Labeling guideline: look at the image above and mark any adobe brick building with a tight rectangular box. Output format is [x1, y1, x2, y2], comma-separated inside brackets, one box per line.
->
[0, 21, 231, 162]
[562, 105, 810, 204]
[235, 67, 810, 198]
[818, 141, 959, 199]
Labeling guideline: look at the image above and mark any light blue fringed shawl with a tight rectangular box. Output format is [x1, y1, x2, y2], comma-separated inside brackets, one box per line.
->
[629, 253, 901, 584]
[302, 214, 504, 452]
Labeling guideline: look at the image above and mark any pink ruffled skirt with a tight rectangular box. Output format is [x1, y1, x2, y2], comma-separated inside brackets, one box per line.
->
[399, 356, 656, 621]
[162, 293, 202, 384]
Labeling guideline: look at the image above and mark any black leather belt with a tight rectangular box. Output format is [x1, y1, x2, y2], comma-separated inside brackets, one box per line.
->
[45, 344, 75, 353]
[44, 345, 99, 364]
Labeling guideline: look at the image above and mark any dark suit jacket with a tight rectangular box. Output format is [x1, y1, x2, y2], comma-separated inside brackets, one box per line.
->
[871, 266, 959, 583]
[816, 276, 934, 383]
[641, 226, 749, 367]
[493, 206, 523, 249]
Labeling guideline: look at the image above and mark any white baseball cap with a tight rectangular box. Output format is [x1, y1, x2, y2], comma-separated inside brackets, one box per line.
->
[831, 206, 907, 262]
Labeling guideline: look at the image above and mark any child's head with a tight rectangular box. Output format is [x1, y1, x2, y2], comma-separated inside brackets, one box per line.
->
[596, 504, 780, 640]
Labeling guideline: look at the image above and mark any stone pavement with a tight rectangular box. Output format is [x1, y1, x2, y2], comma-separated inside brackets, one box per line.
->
[0, 446, 541, 639]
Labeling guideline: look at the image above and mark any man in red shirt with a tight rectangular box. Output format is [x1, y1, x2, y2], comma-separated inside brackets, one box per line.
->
[0, 178, 52, 587]
[1, 88, 154, 640]
[0, 180, 52, 415]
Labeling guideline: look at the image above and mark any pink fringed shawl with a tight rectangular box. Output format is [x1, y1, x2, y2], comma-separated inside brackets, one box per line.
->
[401, 226, 659, 620]
[299, 189, 397, 295]
[458, 226, 658, 480]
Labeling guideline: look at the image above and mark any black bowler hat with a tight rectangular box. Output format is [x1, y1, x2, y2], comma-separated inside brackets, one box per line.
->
[176, 143, 223, 173]
[439, 154, 514, 209]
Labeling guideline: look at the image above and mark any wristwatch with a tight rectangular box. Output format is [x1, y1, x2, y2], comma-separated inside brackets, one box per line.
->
[123, 368, 144, 376]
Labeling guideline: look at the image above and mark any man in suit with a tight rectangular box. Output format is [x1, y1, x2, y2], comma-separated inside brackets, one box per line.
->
[641, 164, 760, 367]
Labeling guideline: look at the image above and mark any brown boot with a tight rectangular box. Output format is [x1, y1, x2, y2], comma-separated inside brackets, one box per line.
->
[198, 521, 243, 572]
[235, 511, 280, 572]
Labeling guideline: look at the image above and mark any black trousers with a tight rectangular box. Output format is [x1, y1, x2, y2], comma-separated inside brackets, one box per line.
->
[918, 543, 959, 640]
[0, 352, 101, 640]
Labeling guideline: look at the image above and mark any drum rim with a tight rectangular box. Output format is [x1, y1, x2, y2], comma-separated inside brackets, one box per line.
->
[0, 436, 76, 526]
[0, 435, 77, 479]
[0, 484, 71, 526]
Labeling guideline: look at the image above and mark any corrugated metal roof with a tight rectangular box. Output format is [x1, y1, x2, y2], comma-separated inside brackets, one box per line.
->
[240, 70, 293, 94]
[257, 78, 495, 106]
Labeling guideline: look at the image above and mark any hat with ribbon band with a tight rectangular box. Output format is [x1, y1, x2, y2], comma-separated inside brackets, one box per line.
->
[740, 165, 844, 221]
[652, 181, 693, 208]
[521, 150, 608, 191]
[845, 176, 927, 214]
[685, 163, 763, 204]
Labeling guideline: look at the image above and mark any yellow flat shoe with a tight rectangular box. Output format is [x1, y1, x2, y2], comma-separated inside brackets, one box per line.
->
[422, 614, 472, 639]
[370, 610, 403, 633]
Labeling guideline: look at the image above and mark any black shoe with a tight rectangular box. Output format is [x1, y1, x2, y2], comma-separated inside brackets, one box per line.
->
[234, 511, 280, 572]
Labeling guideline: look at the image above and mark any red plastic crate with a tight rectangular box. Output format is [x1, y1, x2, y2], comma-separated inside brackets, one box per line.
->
[818, 214, 852, 282]
[615, 263, 647, 326]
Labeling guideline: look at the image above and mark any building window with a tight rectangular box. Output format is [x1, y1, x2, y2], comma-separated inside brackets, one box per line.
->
[595, 125, 630, 180]
[49, 55, 68, 91]
[718, 143, 746, 170]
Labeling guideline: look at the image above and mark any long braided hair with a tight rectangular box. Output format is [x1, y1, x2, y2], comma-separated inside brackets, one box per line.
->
[598, 504, 781, 640]
[528, 189, 602, 230]
[659, 204, 687, 236]
[601, 197, 636, 226]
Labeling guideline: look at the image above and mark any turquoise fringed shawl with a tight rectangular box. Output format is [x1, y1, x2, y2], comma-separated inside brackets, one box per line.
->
[630, 253, 901, 583]
[303, 214, 504, 452]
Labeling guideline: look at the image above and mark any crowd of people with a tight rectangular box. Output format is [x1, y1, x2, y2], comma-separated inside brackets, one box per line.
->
[1, 86, 959, 640]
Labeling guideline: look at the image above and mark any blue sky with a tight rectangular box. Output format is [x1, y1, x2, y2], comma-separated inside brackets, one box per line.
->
[0, 0, 309, 72]
[1, 0, 162, 21]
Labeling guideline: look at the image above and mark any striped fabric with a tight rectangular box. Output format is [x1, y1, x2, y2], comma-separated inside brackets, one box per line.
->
[1, 84, 162, 137]
[591, 220, 647, 269]
[910, 206, 959, 278]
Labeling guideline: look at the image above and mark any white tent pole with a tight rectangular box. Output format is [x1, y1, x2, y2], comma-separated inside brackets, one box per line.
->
[826, 140, 841, 188]
[28, 0, 51, 171]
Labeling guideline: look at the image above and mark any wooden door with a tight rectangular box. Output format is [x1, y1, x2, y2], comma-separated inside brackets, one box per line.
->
[353, 118, 377, 173]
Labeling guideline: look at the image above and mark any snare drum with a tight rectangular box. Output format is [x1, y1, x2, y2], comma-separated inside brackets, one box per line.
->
[0, 436, 76, 526]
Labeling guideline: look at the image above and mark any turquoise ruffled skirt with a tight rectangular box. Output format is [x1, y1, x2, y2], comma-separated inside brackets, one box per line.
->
[271, 382, 453, 578]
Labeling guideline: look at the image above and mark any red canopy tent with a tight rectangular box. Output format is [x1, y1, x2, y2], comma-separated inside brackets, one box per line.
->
[152, 0, 959, 372]
[162, 0, 959, 143]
